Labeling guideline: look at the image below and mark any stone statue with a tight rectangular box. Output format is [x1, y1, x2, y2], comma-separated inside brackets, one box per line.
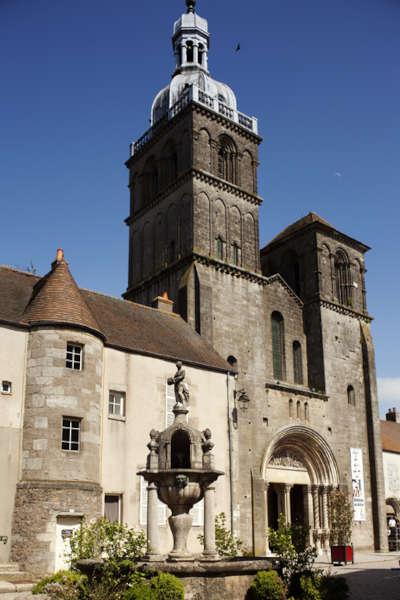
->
[168, 361, 190, 407]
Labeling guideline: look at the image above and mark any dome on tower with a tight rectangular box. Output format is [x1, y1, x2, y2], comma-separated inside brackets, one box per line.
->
[150, 1, 237, 125]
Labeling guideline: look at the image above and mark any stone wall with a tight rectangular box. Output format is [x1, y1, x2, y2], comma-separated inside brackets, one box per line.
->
[11, 481, 101, 575]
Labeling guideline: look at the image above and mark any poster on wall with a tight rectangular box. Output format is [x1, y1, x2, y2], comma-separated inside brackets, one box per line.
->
[350, 447, 366, 521]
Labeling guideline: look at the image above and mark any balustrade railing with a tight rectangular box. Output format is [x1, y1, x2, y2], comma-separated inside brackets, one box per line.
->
[130, 84, 258, 156]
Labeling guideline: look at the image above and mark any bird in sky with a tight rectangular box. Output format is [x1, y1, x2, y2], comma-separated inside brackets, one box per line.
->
[235, 43, 241, 52]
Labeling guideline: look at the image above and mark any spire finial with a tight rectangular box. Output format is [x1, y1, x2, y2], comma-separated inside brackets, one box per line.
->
[186, 0, 196, 13]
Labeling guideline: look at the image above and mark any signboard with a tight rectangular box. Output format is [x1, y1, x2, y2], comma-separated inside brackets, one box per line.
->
[350, 448, 366, 521]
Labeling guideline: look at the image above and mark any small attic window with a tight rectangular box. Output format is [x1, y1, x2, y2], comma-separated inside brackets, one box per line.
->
[1, 381, 12, 394]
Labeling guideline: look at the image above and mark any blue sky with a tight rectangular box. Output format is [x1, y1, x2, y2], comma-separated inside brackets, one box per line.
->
[0, 0, 399, 412]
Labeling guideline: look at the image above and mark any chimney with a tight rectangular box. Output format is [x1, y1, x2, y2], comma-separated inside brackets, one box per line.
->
[386, 408, 400, 423]
[152, 291, 174, 314]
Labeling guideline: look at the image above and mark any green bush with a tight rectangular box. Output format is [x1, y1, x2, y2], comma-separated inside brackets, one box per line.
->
[268, 515, 317, 584]
[70, 518, 146, 563]
[124, 572, 184, 600]
[32, 570, 87, 598]
[150, 572, 184, 600]
[198, 512, 243, 557]
[247, 570, 287, 600]
[298, 574, 322, 600]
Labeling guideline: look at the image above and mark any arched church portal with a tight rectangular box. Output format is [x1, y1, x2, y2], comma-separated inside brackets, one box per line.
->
[263, 426, 339, 553]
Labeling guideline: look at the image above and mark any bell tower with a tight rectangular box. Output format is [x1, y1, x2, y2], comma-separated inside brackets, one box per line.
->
[124, 0, 262, 339]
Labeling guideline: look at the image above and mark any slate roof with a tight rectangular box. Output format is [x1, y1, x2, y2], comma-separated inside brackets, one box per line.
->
[381, 420, 400, 454]
[261, 212, 370, 253]
[0, 261, 230, 372]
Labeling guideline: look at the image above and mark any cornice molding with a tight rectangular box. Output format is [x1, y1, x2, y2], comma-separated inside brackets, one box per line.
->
[265, 380, 328, 401]
[305, 297, 373, 322]
[193, 169, 263, 206]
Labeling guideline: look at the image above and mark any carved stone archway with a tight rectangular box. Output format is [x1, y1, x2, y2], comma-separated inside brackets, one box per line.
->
[262, 425, 339, 554]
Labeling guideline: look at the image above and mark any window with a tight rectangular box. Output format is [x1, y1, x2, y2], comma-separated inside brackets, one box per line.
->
[347, 385, 356, 406]
[198, 43, 204, 65]
[304, 402, 309, 421]
[216, 236, 224, 260]
[139, 476, 166, 526]
[271, 312, 285, 380]
[108, 391, 126, 418]
[66, 343, 83, 370]
[289, 399, 294, 418]
[62, 417, 81, 451]
[217, 135, 237, 184]
[232, 243, 240, 266]
[186, 41, 194, 63]
[335, 250, 352, 307]
[296, 400, 301, 419]
[104, 494, 122, 523]
[293, 341, 304, 385]
[1, 381, 12, 394]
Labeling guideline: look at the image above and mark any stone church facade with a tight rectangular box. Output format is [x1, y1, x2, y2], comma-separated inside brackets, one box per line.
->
[124, 0, 387, 555]
[0, 0, 387, 576]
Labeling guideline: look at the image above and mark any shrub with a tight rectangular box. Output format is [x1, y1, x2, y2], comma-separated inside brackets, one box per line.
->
[268, 515, 317, 584]
[247, 570, 287, 600]
[298, 574, 322, 600]
[32, 570, 87, 599]
[328, 490, 353, 546]
[149, 572, 184, 600]
[70, 518, 146, 563]
[198, 512, 243, 557]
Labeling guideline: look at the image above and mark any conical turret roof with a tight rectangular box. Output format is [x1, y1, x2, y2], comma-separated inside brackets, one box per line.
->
[22, 249, 102, 336]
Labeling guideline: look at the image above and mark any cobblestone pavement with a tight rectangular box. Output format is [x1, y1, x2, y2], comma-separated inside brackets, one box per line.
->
[317, 552, 400, 600]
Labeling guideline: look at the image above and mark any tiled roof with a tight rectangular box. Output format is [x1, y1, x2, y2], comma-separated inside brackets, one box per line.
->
[22, 250, 102, 335]
[381, 420, 400, 454]
[261, 212, 369, 253]
[0, 262, 229, 372]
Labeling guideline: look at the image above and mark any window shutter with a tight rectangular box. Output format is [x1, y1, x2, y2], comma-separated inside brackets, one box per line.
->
[166, 383, 175, 428]
[139, 476, 166, 526]
[191, 499, 204, 527]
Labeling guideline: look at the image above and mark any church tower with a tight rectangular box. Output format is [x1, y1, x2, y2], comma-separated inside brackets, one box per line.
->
[124, 0, 262, 340]
[124, 1, 388, 556]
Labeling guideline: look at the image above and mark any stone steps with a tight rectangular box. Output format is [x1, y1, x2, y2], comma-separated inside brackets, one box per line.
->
[0, 565, 38, 595]
[0, 566, 19, 575]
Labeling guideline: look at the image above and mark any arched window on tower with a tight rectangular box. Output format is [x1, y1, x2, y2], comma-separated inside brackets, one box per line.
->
[142, 157, 158, 206]
[271, 311, 285, 381]
[216, 236, 225, 261]
[335, 250, 352, 307]
[232, 243, 240, 266]
[198, 43, 204, 65]
[293, 341, 303, 385]
[347, 385, 355, 406]
[186, 41, 194, 63]
[217, 135, 237, 184]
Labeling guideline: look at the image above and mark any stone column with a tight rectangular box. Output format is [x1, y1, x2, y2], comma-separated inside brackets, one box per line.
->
[312, 485, 321, 554]
[146, 481, 162, 560]
[283, 484, 292, 525]
[321, 486, 330, 552]
[181, 44, 187, 66]
[202, 485, 218, 560]
[276, 484, 284, 520]
[265, 483, 270, 555]
[304, 485, 314, 546]
[193, 42, 199, 65]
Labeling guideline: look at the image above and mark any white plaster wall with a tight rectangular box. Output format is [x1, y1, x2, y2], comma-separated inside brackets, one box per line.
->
[383, 451, 400, 499]
[0, 325, 27, 562]
[101, 349, 232, 555]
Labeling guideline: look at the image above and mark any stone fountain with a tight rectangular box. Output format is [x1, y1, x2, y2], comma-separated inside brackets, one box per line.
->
[138, 361, 223, 562]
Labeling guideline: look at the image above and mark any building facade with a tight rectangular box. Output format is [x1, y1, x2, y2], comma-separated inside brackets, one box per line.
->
[0, 0, 388, 576]
[124, 0, 387, 555]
